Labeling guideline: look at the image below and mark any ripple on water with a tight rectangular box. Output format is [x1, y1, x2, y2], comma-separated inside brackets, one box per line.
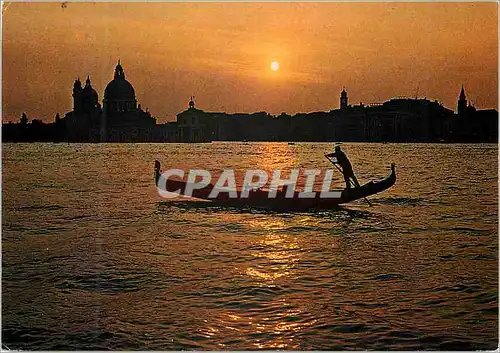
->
[16, 204, 65, 211]
[54, 271, 181, 294]
[372, 273, 403, 281]
[376, 196, 425, 205]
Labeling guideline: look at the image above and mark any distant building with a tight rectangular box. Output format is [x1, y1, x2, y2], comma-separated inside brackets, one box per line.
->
[340, 87, 348, 110]
[101, 61, 156, 142]
[457, 85, 467, 116]
[103, 60, 137, 117]
[176, 97, 211, 142]
[454, 86, 498, 142]
[64, 76, 102, 141]
[153, 122, 179, 142]
[63, 61, 156, 142]
[166, 86, 496, 143]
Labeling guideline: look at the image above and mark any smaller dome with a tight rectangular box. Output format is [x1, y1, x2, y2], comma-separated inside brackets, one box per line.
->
[82, 76, 99, 103]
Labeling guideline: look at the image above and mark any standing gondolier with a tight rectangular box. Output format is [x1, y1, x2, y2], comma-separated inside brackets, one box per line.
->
[326, 145, 360, 189]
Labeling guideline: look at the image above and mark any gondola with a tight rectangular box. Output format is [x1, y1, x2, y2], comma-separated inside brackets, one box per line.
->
[154, 160, 396, 210]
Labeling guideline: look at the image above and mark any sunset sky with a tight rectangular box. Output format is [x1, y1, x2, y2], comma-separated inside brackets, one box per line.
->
[2, 2, 498, 123]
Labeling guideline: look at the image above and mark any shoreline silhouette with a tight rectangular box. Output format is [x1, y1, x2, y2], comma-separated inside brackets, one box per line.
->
[3, 63, 497, 143]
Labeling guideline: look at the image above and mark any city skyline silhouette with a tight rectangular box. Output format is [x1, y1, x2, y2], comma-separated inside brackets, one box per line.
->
[2, 2, 498, 123]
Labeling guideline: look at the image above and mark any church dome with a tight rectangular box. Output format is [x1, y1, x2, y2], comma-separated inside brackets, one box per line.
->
[104, 79, 135, 100]
[104, 60, 136, 101]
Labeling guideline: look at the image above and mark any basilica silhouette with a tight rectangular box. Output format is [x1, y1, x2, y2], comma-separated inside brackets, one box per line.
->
[63, 60, 156, 142]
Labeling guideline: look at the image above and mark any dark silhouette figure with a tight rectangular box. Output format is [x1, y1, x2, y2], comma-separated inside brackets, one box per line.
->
[326, 145, 360, 189]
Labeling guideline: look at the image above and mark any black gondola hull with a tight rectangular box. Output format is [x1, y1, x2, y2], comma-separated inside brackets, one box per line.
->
[154, 161, 396, 210]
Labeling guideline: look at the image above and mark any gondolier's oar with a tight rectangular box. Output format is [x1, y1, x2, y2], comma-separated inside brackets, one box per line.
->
[325, 155, 373, 206]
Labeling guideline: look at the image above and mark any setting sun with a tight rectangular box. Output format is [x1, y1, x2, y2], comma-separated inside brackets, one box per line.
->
[270, 61, 279, 72]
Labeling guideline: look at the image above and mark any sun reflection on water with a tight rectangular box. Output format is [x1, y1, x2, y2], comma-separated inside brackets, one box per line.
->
[245, 218, 301, 284]
[216, 214, 315, 349]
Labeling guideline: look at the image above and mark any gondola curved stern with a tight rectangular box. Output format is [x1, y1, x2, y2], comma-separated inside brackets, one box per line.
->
[339, 163, 396, 204]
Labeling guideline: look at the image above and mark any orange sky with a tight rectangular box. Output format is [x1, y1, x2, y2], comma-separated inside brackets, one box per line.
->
[2, 2, 498, 123]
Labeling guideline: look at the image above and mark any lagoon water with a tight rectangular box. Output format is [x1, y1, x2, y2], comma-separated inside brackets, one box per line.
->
[2, 142, 498, 350]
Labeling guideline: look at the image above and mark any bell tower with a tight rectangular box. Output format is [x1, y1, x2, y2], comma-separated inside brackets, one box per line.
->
[457, 85, 467, 116]
[72, 77, 83, 114]
[340, 87, 348, 110]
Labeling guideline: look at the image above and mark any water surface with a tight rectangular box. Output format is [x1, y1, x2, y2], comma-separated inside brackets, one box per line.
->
[2, 142, 498, 350]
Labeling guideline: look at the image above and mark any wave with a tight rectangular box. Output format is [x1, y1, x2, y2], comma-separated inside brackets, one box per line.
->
[374, 196, 424, 205]
[16, 205, 65, 211]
